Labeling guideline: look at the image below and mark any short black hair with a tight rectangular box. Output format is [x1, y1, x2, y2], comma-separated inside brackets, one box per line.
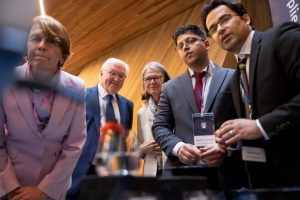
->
[172, 24, 206, 46]
[201, 0, 250, 36]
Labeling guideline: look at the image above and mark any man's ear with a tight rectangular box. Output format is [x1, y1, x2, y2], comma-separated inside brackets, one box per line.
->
[203, 39, 210, 50]
[99, 71, 103, 81]
[242, 14, 251, 25]
[58, 60, 64, 67]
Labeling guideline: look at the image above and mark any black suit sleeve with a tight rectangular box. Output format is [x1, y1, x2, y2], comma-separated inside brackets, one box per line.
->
[258, 22, 300, 137]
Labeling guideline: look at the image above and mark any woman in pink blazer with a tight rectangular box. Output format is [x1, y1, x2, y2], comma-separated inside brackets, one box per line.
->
[0, 16, 86, 200]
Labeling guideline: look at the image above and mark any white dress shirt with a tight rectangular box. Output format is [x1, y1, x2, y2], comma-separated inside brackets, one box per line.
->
[97, 84, 121, 125]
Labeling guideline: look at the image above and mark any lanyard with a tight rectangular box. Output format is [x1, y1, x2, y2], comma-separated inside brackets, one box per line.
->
[195, 64, 210, 111]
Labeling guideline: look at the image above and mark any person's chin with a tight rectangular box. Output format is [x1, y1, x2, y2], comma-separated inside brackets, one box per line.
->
[29, 60, 48, 68]
[222, 41, 236, 52]
[108, 87, 118, 95]
[185, 58, 196, 66]
[222, 37, 238, 52]
[185, 54, 195, 62]
[148, 90, 158, 96]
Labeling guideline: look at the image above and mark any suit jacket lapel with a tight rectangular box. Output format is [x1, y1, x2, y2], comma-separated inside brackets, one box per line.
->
[231, 69, 243, 117]
[249, 32, 262, 102]
[91, 86, 101, 131]
[46, 94, 70, 133]
[12, 87, 39, 134]
[204, 65, 226, 112]
[231, 32, 262, 118]
[44, 72, 71, 134]
[12, 64, 39, 134]
[179, 71, 199, 113]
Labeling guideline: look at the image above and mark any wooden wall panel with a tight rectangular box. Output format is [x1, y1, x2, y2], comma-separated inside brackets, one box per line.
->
[78, 1, 230, 146]
[45, 0, 204, 75]
[242, 0, 273, 31]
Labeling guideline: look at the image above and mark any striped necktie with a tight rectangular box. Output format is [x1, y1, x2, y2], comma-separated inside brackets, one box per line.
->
[238, 57, 252, 119]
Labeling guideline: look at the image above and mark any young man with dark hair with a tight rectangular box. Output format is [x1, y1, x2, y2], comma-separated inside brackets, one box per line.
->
[153, 24, 245, 189]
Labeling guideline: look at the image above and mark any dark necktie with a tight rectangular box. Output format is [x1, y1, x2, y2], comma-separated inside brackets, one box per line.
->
[238, 57, 252, 119]
[194, 71, 206, 112]
[105, 94, 116, 122]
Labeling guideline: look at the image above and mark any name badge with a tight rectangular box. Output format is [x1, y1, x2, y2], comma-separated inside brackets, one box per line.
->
[192, 113, 215, 147]
[242, 146, 267, 163]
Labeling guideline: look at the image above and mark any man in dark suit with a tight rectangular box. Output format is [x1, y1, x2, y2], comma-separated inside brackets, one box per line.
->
[67, 58, 133, 198]
[152, 24, 241, 189]
[202, 0, 300, 188]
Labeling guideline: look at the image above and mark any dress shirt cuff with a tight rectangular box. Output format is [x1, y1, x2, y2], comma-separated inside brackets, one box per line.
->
[172, 142, 184, 156]
[256, 119, 270, 140]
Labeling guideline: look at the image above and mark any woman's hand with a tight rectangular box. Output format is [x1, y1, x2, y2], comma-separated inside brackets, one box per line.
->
[139, 140, 162, 155]
[9, 187, 47, 200]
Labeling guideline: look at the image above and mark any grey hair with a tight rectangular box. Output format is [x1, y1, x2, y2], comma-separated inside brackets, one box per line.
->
[101, 57, 129, 75]
[141, 61, 171, 100]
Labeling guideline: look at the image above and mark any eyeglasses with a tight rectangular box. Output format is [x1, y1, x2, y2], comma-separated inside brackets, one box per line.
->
[208, 14, 238, 36]
[143, 75, 163, 83]
[176, 37, 204, 51]
[29, 34, 61, 46]
[106, 71, 126, 80]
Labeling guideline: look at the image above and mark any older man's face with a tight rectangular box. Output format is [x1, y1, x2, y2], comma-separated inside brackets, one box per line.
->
[100, 63, 126, 94]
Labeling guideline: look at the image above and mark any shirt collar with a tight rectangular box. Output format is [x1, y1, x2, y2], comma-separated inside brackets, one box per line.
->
[98, 83, 116, 100]
[235, 30, 254, 60]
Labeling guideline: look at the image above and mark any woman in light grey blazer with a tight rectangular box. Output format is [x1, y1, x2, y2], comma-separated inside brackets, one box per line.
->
[132, 62, 170, 177]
